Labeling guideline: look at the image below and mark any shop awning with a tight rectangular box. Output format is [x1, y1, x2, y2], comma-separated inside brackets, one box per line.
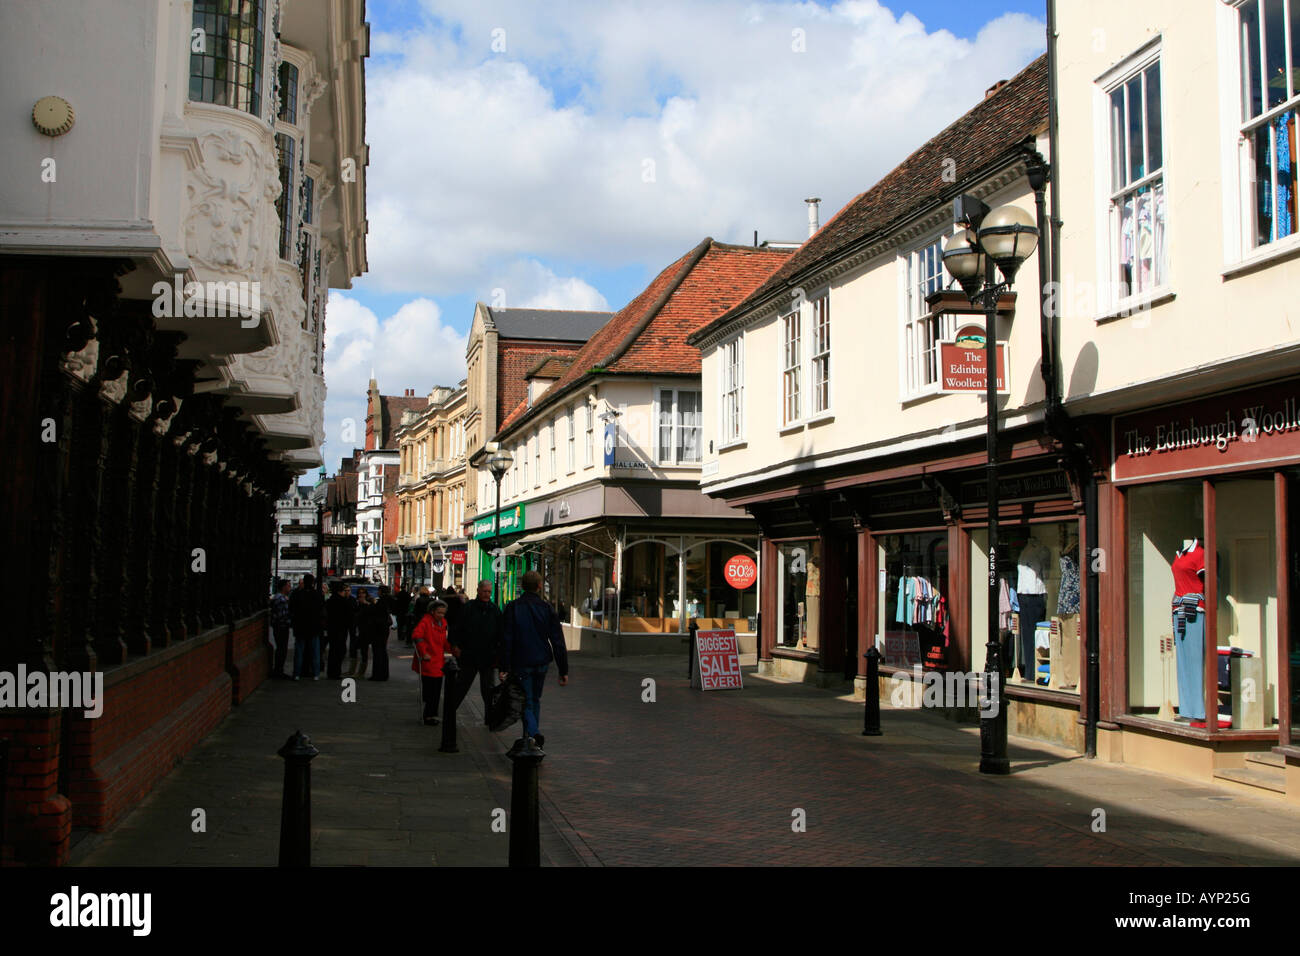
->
[504, 521, 600, 554]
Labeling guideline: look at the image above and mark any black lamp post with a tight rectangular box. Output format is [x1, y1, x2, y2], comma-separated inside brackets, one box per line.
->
[486, 443, 514, 606]
[942, 197, 1039, 775]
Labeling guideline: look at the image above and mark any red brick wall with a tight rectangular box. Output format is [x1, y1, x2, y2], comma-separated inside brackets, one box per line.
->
[0, 712, 70, 867]
[382, 464, 400, 545]
[495, 340, 587, 432]
[1, 616, 273, 865]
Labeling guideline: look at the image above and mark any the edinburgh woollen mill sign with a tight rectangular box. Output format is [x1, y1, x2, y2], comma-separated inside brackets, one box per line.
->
[692, 629, 743, 691]
[938, 325, 1009, 394]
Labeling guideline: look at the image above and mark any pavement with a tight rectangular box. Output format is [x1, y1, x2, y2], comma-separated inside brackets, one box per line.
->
[73, 638, 1300, 867]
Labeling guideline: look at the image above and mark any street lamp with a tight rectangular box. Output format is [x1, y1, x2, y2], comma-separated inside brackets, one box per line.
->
[942, 198, 1038, 776]
[486, 444, 515, 605]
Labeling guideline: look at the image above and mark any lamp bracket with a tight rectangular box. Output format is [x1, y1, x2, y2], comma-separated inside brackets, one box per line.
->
[953, 194, 991, 231]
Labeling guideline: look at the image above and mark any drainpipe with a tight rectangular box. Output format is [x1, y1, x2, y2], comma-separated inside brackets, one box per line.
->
[1035, 0, 1101, 758]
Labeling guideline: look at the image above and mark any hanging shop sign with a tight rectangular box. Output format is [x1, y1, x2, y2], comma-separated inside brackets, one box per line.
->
[692, 629, 743, 691]
[937, 326, 1009, 394]
[723, 554, 757, 589]
[431, 559, 446, 574]
[321, 533, 354, 546]
[449, 550, 466, 565]
[960, 470, 1070, 506]
[1112, 377, 1300, 482]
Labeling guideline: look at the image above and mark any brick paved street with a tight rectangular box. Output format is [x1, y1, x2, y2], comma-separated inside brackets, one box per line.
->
[530, 655, 1300, 867]
[73, 643, 1300, 867]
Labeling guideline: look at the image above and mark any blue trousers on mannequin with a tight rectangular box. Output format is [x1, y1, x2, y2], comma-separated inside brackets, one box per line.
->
[1174, 606, 1206, 720]
[1017, 593, 1047, 680]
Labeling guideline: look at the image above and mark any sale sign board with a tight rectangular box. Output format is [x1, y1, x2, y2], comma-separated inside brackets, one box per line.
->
[692, 629, 743, 691]
[723, 554, 757, 589]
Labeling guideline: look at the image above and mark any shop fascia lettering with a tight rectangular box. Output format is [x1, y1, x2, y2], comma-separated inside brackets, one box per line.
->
[1123, 395, 1300, 458]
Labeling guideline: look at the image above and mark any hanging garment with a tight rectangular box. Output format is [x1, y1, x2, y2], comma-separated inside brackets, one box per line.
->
[936, 595, 949, 645]
[1058, 552, 1080, 615]
[1171, 540, 1206, 611]
[998, 578, 1011, 631]
[895, 577, 907, 624]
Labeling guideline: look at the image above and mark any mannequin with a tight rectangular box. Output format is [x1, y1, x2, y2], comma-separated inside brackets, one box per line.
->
[1170, 537, 1206, 721]
[1016, 532, 1051, 680]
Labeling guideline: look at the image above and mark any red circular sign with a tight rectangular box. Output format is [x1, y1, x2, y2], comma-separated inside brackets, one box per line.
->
[724, 555, 757, 589]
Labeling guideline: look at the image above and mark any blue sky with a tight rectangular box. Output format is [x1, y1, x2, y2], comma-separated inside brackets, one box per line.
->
[319, 0, 1047, 474]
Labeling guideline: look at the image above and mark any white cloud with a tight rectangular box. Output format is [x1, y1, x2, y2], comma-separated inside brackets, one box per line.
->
[361, 1, 1045, 294]
[320, 293, 467, 468]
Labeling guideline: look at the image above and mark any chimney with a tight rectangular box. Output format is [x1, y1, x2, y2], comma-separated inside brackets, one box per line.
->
[805, 197, 821, 238]
[985, 79, 1008, 99]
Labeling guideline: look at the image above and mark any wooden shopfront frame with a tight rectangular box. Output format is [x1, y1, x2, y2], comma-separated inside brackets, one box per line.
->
[1110, 376, 1300, 748]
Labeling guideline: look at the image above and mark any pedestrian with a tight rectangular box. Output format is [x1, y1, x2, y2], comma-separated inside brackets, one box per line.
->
[270, 578, 292, 679]
[442, 586, 464, 632]
[405, 586, 431, 646]
[447, 579, 503, 723]
[500, 570, 569, 752]
[289, 573, 325, 680]
[325, 580, 354, 679]
[347, 585, 361, 670]
[392, 587, 411, 645]
[411, 597, 450, 724]
[363, 586, 392, 681]
[350, 589, 375, 677]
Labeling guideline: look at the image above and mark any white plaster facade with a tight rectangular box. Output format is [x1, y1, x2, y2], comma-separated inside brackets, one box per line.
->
[0, 0, 369, 475]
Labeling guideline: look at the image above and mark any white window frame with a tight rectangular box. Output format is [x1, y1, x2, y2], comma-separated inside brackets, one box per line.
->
[810, 293, 831, 416]
[533, 432, 541, 488]
[567, 407, 576, 473]
[548, 421, 557, 481]
[1093, 38, 1169, 315]
[655, 387, 703, 465]
[720, 334, 745, 446]
[585, 404, 594, 467]
[898, 237, 956, 401]
[780, 305, 802, 427]
[1222, 1, 1300, 267]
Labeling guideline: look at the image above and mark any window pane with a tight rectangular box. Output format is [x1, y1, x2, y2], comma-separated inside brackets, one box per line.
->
[1255, 122, 1278, 244]
[1244, 0, 1264, 119]
[1144, 62, 1162, 174]
[659, 389, 674, 461]
[1127, 74, 1144, 183]
[678, 391, 701, 462]
[1266, 0, 1288, 109]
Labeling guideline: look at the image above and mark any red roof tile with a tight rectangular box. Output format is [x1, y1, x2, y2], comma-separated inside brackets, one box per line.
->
[497, 238, 792, 436]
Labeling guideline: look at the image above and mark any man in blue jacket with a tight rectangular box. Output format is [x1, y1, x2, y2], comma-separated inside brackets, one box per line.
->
[500, 570, 569, 751]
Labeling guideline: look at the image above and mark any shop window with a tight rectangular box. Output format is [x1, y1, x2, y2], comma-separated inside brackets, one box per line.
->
[777, 540, 821, 649]
[576, 546, 614, 631]
[620, 540, 671, 633]
[683, 541, 758, 633]
[970, 521, 1080, 691]
[1215, 479, 1279, 728]
[877, 532, 949, 669]
[1126, 482, 1207, 722]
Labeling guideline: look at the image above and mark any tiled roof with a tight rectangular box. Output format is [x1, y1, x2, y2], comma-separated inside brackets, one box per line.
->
[497, 238, 793, 436]
[487, 307, 613, 341]
[691, 53, 1048, 345]
[378, 395, 426, 447]
[524, 356, 575, 379]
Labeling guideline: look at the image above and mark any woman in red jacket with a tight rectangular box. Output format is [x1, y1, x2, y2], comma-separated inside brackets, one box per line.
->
[412, 597, 450, 724]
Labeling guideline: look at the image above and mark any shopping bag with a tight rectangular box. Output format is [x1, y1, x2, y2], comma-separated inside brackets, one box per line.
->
[486, 674, 525, 732]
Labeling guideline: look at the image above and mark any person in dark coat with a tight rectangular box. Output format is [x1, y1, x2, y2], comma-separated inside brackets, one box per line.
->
[392, 588, 411, 645]
[289, 573, 325, 680]
[448, 579, 504, 723]
[359, 588, 391, 680]
[270, 578, 293, 679]
[325, 581, 355, 679]
[500, 570, 569, 751]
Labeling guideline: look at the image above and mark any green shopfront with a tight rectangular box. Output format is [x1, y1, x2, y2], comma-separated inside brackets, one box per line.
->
[472, 504, 530, 604]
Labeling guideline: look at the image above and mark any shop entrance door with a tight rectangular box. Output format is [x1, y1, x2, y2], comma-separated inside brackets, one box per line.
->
[843, 536, 858, 681]
[1287, 472, 1300, 743]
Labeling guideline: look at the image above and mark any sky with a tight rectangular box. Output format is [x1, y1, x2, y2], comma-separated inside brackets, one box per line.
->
[318, 0, 1047, 475]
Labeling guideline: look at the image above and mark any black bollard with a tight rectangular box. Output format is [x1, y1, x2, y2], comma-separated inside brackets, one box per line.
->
[862, 647, 883, 736]
[507, 736, 545, 867]
[277, 730, 319, 867]
[687, 619, 698, 680]
[439, 656, 461, 753]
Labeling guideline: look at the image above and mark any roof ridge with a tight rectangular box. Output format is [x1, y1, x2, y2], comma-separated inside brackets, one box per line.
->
[596, 236, 713, 368]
